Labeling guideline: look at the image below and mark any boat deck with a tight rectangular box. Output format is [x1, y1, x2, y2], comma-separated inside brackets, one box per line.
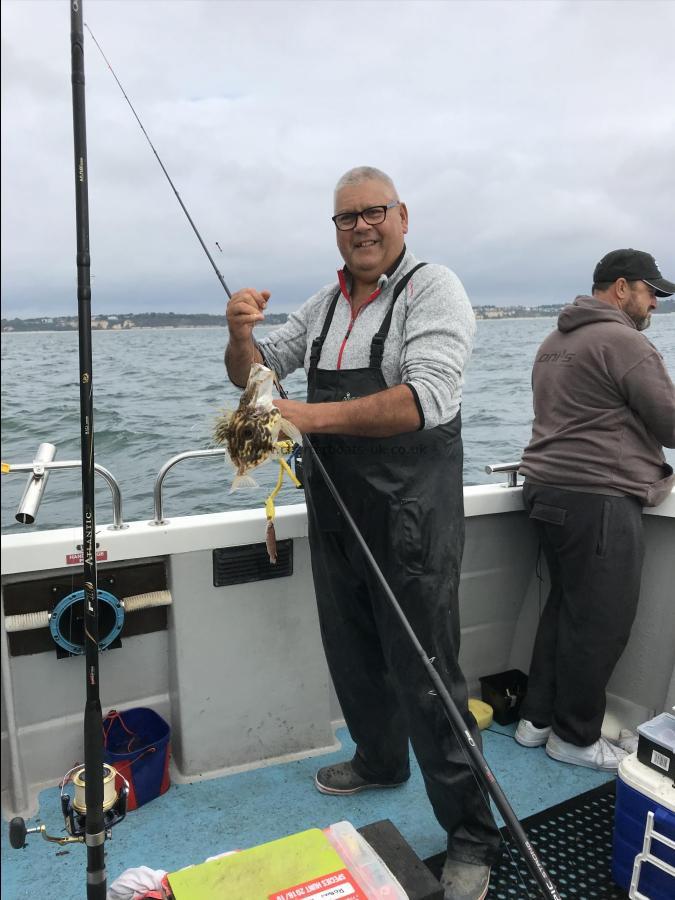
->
[2, 720, 614, 899]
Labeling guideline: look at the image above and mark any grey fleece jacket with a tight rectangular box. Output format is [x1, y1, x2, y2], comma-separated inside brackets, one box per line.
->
[519, 295, 675, 506]
[256, 248, 475, 429]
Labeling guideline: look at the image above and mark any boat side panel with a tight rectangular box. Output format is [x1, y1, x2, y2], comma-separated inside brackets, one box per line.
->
[459, 510, 539, 691]
[167, 540, 336, 776]
[605, 515, 675, 719]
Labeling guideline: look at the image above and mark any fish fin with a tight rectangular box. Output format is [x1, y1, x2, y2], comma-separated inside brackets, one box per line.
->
[279, 417, 302, 445]
[229, 473, 258, 493]
[213, 409, 234, 446]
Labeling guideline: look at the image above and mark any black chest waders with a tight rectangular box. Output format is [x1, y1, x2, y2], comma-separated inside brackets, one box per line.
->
[302, 265, 502, 864]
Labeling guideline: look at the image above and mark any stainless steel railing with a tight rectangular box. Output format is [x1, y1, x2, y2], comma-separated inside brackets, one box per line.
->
[150, 449, 229, 525]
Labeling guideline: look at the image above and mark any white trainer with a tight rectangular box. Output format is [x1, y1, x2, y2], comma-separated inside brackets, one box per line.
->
[514, 719, 552, 747]
[616, 729, 638, 754]
[545, 732, 629, 771]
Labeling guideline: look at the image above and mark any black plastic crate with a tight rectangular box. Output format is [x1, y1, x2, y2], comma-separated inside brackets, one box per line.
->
[479, 669, 528, 726]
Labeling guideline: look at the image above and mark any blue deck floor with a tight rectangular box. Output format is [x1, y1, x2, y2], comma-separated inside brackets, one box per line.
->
[2, 721, 613, 899]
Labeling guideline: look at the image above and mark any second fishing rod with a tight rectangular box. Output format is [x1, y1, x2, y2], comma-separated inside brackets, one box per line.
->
[86, 25, 560, 899]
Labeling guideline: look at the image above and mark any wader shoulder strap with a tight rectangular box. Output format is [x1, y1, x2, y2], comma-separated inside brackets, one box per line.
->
[309, 286, 341, 370]
[369, 262, 427, 369]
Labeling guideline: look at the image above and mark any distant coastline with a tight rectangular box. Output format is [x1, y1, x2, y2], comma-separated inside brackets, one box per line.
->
[2, 301, 673, 333]
[1, 311, 286, 333]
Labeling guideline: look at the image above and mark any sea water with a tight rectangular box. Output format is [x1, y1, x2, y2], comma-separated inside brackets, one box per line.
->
[2, 316, 674, 533]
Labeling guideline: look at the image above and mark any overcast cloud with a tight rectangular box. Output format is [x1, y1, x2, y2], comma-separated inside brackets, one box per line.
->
[1, 0, 674, 317]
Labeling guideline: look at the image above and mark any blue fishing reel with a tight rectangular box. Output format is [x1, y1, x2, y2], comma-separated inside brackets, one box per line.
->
[50, 588, 124, 655]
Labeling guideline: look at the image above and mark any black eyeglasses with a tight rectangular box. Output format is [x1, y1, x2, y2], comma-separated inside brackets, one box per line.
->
[331, 201, 400, 231]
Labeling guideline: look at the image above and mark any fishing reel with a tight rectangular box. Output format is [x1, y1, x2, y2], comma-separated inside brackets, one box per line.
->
[9, 763, 129, 849]
[289, 445, 304, 489]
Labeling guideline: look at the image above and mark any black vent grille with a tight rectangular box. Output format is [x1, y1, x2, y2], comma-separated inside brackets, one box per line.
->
[213, 540, 293, 586]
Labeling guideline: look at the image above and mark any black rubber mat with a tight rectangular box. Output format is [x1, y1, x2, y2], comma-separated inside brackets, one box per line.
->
[426, 780, 629, 899]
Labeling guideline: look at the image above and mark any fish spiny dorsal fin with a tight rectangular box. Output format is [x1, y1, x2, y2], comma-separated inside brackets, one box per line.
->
[213, 409, 233, 447]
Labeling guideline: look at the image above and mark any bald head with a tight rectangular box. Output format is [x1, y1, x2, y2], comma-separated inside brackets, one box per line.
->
[334, 166, 399, 202]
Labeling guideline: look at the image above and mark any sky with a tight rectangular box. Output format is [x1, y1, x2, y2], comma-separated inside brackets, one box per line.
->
[1, 0, 674, 318]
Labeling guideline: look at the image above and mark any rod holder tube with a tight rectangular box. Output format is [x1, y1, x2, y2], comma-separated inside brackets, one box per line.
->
[485, 461, 521, 488]
[16, 444, 57, 525]
[8, 459, 125, 529]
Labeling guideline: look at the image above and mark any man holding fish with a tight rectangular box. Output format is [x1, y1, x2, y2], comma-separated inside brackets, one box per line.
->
[225, 166, 499, 900]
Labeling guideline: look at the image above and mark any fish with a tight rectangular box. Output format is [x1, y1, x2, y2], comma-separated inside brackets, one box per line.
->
[214, 363, 301, 492]
[265, 519, 278, 565]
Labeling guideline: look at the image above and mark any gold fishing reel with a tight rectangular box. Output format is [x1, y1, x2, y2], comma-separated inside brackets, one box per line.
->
[9, 763, 129, 849]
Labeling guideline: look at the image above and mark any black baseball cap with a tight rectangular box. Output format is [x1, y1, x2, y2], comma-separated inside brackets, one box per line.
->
[593, 249, 675, 297]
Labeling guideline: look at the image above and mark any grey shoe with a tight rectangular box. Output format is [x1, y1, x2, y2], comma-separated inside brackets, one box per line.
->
[441, 857, 490, 900]
[314, 761, 408, 796]
[545, 732, 628, 771]
[515, 719, 552, 747]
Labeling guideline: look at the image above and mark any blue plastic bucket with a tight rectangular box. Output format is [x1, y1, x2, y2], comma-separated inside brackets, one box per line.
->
[103, 707, 171, 810]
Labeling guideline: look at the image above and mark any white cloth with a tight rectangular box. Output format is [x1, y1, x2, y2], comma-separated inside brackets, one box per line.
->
[106, 866, 167, 900]
[106, 854, 238, 899]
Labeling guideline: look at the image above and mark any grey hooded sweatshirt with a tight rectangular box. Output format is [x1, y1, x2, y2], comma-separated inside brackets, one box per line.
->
[519, 295, 675, 507]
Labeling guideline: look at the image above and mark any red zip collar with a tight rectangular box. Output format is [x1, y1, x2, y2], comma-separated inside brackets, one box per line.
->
[336, 270, 384, 370]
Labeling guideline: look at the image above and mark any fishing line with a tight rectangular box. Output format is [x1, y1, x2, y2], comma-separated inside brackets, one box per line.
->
[87, 24, 559, 898]
[84, 23, 232, 300]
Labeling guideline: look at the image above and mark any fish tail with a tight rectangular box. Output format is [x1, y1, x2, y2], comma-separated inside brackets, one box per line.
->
[229, 473, 258, 493]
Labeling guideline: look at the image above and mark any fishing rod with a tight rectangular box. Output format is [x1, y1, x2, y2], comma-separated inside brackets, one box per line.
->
[4, 5, 137, 896]
[72, 3, 107, 895]
[84, 23, 232, 300]
[9, 5, 128, 874]
[87, 27, 559, 899]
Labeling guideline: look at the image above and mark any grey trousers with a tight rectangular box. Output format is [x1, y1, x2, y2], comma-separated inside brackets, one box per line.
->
[521, 482, 645, 747]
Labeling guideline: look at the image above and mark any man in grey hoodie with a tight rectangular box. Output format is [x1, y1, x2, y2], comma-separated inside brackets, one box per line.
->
[517, 249, 675, 771]
[226, 167, 499, 900]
